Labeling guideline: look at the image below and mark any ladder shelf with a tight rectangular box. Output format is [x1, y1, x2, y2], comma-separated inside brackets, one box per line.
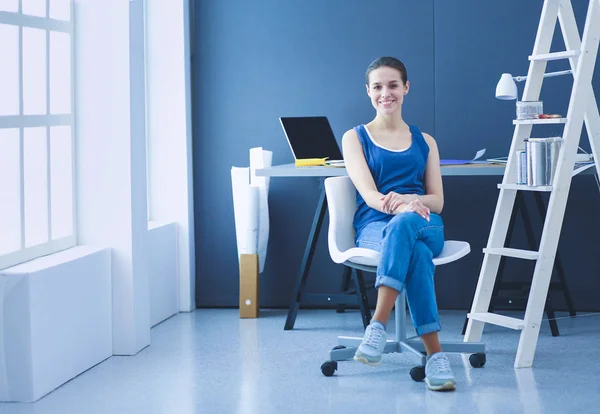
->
[464, 0, 600, 369]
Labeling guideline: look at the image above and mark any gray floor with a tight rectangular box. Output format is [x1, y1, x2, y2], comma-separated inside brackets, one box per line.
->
[2, 308, 600, 414]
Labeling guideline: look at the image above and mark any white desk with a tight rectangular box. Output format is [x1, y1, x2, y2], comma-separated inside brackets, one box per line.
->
[256, 162, 576, 332]
[255, 162, 506, 178]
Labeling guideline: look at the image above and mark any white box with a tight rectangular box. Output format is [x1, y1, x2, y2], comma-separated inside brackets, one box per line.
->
[0, 246, 112, 402]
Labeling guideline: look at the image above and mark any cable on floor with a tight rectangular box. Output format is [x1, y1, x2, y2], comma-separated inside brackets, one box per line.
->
[541, 311, 600, 322]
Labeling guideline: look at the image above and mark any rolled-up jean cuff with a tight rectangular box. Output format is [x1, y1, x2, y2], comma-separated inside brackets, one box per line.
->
[374, 275, 404, 293]
[416, 321, 441, 336]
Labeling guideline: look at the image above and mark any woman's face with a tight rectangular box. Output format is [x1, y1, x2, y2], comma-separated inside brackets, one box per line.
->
[366, 66, 409, 115]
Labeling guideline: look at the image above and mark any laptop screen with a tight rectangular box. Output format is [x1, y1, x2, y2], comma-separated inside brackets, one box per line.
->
[280, 116, 343, 160]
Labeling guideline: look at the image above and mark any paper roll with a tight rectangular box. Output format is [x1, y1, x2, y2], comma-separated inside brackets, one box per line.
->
[245, 186, 259, 254]
[231, 167, 250, 257]
[249, 147, 273, 273]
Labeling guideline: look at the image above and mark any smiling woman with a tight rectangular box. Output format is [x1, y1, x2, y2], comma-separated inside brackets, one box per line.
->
[341, 56, 454, 392]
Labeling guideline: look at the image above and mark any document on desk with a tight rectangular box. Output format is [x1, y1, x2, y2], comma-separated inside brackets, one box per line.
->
[440, 149, 486, 165]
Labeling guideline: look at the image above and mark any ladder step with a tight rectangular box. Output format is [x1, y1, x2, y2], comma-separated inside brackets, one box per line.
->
[483, 247, 539, 260]
[498, 183, 553, 192]
[468, 312, 525, 330]
[529, 50, 579, 61]
[513, 118, 567, 125]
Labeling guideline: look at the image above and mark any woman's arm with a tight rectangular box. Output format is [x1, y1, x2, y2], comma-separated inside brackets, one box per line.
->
[342, 129, 388, 214]
[420, 133, 444, 214]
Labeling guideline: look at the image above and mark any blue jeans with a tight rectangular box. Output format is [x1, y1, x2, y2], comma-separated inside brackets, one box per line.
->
[356, 212, 445, 336]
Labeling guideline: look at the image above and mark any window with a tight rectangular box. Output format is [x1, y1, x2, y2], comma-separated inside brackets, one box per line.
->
[0, 0, 75, 269]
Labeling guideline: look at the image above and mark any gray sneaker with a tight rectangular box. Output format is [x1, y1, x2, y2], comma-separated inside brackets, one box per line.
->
[353, 322, 387, 366]
[425, 352, 456, 391]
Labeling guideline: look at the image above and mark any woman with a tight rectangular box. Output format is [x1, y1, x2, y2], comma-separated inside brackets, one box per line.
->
[342, 56, 455, 391]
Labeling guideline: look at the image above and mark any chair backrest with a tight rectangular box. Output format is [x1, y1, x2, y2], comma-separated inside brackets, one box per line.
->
[324, 176, 472, 267]
[324, 176, 358, 263]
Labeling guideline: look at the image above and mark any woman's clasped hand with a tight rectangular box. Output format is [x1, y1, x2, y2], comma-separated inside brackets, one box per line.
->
[380, 191, 430, 221]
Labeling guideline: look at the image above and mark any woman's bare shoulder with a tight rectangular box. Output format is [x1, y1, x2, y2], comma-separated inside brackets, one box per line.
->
[342, 127, 358, 139]
[342, 127, 360, 146]
[422, 132, 438, 148]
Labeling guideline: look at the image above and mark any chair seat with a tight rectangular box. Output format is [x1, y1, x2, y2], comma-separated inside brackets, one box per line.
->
[344, 240, 470, 268]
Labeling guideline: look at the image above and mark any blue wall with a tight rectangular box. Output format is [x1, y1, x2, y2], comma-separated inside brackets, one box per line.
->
[192, 0, 600, 311]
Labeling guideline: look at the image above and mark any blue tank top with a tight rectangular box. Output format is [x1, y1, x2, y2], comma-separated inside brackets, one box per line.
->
[353, 124, 430, 232]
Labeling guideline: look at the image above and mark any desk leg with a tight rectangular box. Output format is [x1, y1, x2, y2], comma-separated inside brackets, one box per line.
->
[352, 269, 372, 329]
[519, 193, 559, 337]
[284, 184, 327, 330]
[488, 191, 521, 315]
[462, 192, 564, 336]
[336, 267, 352, 313]
[462, 189, 578, 335]
[533, 192, 576, 318]
[462, 192, 519, 335]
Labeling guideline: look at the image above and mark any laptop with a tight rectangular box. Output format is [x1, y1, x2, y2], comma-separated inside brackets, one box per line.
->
[279, 116, 345, 166]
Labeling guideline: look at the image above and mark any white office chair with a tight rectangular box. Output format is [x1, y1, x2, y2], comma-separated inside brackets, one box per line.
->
[320, 176, 486, 381]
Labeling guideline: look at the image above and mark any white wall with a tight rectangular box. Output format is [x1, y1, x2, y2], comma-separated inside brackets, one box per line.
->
[145, 0, 196, 312]
[74, 0, 150, 355]
[0, 0, 193, 399]
[73, 0, 195, 352]
[0, 0, 195, 361]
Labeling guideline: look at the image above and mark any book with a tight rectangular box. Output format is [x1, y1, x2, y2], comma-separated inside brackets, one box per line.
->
[295, 158, 345, 168]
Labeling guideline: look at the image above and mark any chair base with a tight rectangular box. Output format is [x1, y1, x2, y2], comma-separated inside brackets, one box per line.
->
[320, 293, 486, 380]
[322, 336, 486, 381]
[329, 337, 485, 365]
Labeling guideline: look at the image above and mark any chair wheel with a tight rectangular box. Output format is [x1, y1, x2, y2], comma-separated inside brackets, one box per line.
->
[469, 353, 486, 368]
[321, 361, 337, 377]
[332, 345, 346, 351]
[410, 365, 426, 382]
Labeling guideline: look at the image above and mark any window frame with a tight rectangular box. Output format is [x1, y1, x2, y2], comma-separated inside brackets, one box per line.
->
[0, 2, 76, 270]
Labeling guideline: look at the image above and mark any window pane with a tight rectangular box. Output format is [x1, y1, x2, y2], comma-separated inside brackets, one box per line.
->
[0, 1, 19, 13]
[24, 127, 49, 247]
[23, 27, 47, 116]
[0, 129, 22, 255]
[50, 126, 73, 239]
[22, 0, 46, 17]
[49, 31, 71, 114]
[0, 25, 20, 116]
[50, 0, 71, 21]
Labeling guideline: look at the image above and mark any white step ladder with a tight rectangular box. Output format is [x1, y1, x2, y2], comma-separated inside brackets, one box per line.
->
[464, 0, 600, 369]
